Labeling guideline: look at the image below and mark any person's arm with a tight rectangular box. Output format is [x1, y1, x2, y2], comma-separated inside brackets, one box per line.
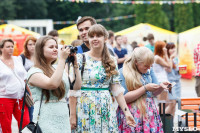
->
[69, 96, 77, 130]
[124, 83, 160, 104]
[111, 84, 135, 127]
[117, 57, 126, 64]
[114, 53, 119, 60]
[194, 48, 198, 68]
[155, 56, 172, 70]
[29, 47, 70, 90]
[25, 83, 32, 95]
[117, 49, 128, 64]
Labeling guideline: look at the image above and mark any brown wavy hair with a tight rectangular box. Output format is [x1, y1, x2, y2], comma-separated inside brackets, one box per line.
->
[166, 42, 176, 69]
[154, 41, 166, 58]
[88, 24, 118, 79]
[23, 36, 37, 59]
[34, 36, 65, 102]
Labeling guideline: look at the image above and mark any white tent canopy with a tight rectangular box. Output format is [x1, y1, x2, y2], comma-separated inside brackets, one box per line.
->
[178, 26, 200, 55]
[115, 23, 178, 46]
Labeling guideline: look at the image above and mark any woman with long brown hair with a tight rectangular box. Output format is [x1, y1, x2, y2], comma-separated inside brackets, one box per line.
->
[71, 24, 135, 132]
[153, 41, 174, 114]
[166, 42, 181, 116]
[19, 36, 37, 71]
[27, 36, 81, 132]
[19, 36, 37, 122]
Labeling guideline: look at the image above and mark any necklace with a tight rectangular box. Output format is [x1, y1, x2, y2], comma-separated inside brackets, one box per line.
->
[0, 58, 14, 68]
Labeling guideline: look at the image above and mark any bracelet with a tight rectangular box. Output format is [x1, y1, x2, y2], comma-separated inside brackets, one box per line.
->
[74, 64, 79, 69]
[144, 85, 147, 92]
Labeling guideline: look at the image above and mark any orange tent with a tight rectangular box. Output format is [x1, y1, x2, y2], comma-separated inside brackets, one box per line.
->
[0, 24, 40, 56]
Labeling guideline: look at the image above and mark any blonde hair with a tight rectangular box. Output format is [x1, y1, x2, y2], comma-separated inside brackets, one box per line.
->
[123, 47, 154, 116]
[88, 24, 118, 79]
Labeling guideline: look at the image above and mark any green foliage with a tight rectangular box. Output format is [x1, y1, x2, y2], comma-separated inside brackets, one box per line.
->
[0, 0, 16, 20]
[145, 4, 170, 30]
[0, 0, 200, 33]
[15, 0, 47, 19]
[193, 3, 200, 27]
[134, 4, 147, 24]
[174, 4, 194, 33]
[101, 4, 135, 32]
[162, 4, 174, 31]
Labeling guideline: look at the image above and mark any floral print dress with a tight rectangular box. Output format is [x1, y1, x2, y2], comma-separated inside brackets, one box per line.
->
[117, 68, 164, 133]
[73, 53, 120, 133]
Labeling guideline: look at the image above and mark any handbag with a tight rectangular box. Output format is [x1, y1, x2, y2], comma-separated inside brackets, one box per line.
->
[19, 79, 44, 133]
[25, 93, 34, 107]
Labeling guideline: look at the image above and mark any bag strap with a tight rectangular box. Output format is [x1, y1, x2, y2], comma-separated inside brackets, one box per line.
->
[81, 53, 86, 79]
[68, 61, 76, 90]
[19, 76, 44, 132]
[20, 54, 26, 66]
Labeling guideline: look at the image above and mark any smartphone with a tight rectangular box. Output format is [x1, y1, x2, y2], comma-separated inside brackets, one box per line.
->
[167, 82, 176, 88]
[167, 84, 172, 88]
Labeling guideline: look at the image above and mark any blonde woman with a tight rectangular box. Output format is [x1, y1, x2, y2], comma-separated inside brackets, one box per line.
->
[117, 47, 170, 133]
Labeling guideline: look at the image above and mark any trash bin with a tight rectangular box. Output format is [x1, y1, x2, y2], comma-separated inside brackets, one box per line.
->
[160, 114, 174, 133]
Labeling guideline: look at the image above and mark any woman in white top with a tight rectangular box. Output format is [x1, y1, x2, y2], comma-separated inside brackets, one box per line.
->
[153, 41, 174, 114]
[0, 38, 31, 133]
[19, 36, 37, 71]
[18, 36, 37, 122]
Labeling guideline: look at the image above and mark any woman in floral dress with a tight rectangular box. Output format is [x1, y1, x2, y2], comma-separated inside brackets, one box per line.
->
[71, 24, 135, 132]
[117, 47, 170, 133]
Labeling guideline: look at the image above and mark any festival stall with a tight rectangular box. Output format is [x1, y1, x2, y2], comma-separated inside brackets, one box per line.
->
[178, 26, 200, 79]
[58, 24, 79, 45]
[115, 23, 178, 46]
[0, 24, 40, 56]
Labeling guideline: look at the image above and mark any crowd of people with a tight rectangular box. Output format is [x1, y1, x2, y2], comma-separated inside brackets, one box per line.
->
[0, 16, 183, 133]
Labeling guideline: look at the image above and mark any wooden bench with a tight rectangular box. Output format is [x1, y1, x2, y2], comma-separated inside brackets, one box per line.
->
[179, 98, 200, 128]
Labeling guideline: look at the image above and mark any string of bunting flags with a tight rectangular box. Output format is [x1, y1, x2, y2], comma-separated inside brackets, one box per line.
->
[56, 0, 200, 4]
[53, 14, 136, 24]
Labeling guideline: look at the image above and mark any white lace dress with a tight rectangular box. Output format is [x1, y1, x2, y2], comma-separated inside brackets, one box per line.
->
[27, 67, 71, 133]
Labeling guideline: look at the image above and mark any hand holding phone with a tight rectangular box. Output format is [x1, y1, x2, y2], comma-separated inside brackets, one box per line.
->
[167, 82, 176, 93]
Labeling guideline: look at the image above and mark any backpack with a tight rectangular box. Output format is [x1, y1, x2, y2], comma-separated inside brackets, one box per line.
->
[20, 54, 26, 66]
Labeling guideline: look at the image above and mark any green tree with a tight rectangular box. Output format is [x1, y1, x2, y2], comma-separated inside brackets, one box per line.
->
[46, 1, 81, 30]
[46, 1, 135, 32]
[15, 0, 47, 19]
[174, 3, 194, 33]
[134, 4, 147, 24]
[102, 4, 135, 32]
[0, 0, 16, 20]
[145, 4, 170, 30]
[193, 3, 200, 27]
[162, 4, 174, 31]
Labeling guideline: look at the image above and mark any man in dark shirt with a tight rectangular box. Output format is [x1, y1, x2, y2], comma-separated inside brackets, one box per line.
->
[114, 35, 128, 69]
[76, 16, 97, 53]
